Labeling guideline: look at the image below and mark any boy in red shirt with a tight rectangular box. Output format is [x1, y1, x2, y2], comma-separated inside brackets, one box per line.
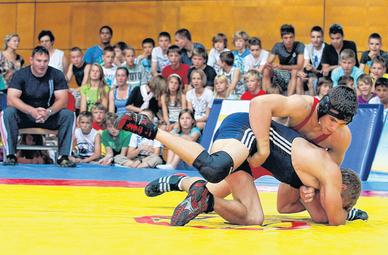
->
[241, 69, 266, 100]
[161, 45, 190, 91]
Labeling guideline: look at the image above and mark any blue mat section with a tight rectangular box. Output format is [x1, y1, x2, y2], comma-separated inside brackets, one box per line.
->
[342, 104, 384, 181]
[199, 98, 223, 149]
[0, 164, 201, 183]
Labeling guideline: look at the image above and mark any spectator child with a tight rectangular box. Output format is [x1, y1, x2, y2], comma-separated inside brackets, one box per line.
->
[80, 63, 110, 112]
[370, 56, 387, 86]
[360, 33, 388, 72]
[70, 111, 101, 163]
[113, 41, 128, 67]
[157, 109, 201, 170]
[369, 77, 388, 104]
[151, 32, 171, 76]
[243, 37, 269, 74]
[91, 103, 107, 132]
[66, 47, 89, 87]
[369, 77, 388, 119]
[357, 74, 375, 104]
[219, 51, 242, 99]
[123, 47, 149, 90]
[99, 112, 132, 165]
[232, 30, 250, 74]
[214, 74, 233, 99]
[338, 76, 355, 90]
[316, 78, 333, 99]
[188, 47, 217, 89]
[161, 45, 190, 90]
[296, 26, 326, 96]
[186, 69, 214, 130]
[135, 38, 155, 73]
[101, 46, 117, 88]
[160, 74, 187, 131]
[240, 70, 266, 100]
[207, 33, 229, 74]
[331, 49, 364, 87]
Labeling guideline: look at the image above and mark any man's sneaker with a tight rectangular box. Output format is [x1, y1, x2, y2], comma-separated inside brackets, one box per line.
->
[145, 173, 186, 197]
[170, 180, 214, 226]
[347, 208, 368, 221]
[57, 156, 76, 168]
[3, 155, 17, 166]
[115, 112, 158, 140]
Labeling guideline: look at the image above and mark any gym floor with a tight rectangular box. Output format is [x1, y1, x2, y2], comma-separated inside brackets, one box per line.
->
[0, 164, 387, 255]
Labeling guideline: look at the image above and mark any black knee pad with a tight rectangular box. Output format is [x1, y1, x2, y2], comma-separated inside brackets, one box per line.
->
[192, 150, 234, 183]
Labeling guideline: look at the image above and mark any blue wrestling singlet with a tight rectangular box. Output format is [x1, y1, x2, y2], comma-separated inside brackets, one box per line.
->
[213, 112, 303, 188]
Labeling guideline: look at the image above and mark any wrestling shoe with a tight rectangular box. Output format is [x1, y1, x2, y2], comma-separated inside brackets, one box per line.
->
[347, 208, 368, 221]
[3, 155, 17, 166]
[170, 180, 214, 226]
[115, 112, 158, 140]
[145, 173, 187, 197]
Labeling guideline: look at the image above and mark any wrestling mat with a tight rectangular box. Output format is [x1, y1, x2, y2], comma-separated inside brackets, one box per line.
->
[0, 164, 387, 255]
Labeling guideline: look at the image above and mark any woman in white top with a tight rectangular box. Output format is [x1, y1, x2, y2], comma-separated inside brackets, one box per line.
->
[38, 30, 68, 73]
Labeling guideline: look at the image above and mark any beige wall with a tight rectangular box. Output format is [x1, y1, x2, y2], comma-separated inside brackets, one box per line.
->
[0, 0, 387, 61]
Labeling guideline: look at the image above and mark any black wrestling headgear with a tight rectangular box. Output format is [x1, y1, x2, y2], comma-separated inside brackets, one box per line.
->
[317, 86, 358, 123]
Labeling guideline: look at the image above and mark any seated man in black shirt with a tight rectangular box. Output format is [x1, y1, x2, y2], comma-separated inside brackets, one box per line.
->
[321, 24, 359, 77]
[0, 46, 76, 167]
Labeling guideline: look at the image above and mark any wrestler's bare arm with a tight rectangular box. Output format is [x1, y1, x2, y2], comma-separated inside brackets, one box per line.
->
[292, 139, 347, 225]
[277, 183, 305, 213]
[277, 184, 329, 224]
[327, 127, 352, 165]
[248, 95, 309, 167]
[300, 192, 328, 224]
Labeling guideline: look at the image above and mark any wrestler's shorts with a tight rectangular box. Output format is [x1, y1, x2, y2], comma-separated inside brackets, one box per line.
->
[213, 112, 257, 176]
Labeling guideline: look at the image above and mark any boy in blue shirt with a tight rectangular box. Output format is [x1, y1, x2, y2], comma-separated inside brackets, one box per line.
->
[331, 49, 364, 87]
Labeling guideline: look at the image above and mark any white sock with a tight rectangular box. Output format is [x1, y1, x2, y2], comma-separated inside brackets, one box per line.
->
[177, 176, 188, 191]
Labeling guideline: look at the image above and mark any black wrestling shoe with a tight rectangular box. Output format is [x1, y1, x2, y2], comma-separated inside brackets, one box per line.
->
[145, 173, 187, 197]
[115, 112, 158, 140]
[3, 154, 17, 166]
[170, 180, 214, 226]
[347, 208, 368, 221]
[57, 156, 76, 168]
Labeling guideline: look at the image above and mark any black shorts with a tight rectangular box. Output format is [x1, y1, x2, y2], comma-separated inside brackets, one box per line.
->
[213, 112, 303, 188]
[213, 113, 256, 175]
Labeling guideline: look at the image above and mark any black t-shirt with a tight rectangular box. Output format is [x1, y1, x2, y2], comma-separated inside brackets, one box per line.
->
[125, 86, 159, 116]
[360, 50, 388, 69]
[9, 66, 68, 108]
[188, 65, 217, 88]
[321, 40, 359, 67]
[72, 62, 87, 86]
[271, 41, 305, 65]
